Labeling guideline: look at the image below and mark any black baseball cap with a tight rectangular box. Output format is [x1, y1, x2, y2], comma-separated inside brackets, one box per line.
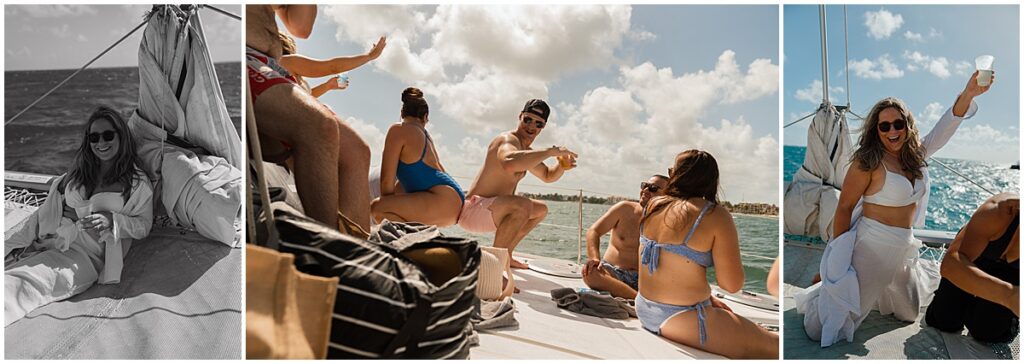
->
[521, 99, 550, 121]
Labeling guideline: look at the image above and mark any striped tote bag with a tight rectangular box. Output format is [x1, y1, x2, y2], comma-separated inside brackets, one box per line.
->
[273, 209, 480, 359]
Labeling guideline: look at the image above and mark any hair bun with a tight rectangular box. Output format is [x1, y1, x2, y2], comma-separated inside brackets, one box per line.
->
[402, 87, 424, 104]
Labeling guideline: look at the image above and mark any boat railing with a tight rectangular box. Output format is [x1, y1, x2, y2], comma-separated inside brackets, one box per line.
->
[447, 173, 777, 268]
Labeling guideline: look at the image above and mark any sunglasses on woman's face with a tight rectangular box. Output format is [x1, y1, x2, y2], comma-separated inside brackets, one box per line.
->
[88, 130, 117, 143]
[641, 182, 661, 193]
[877, 119, 906, 132]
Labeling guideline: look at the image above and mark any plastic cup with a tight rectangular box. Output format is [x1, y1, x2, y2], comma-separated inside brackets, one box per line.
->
[558, 155, 572, 169]
[975, 55, 994, 86]
[338, 73, 349, 87]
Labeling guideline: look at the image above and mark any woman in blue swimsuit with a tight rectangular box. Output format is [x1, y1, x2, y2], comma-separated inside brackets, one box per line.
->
[636, 150, 778, 358]
[371, 88, 465, 227]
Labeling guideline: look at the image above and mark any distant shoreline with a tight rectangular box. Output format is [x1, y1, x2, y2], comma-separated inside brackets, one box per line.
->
[518, 192, 779, 217]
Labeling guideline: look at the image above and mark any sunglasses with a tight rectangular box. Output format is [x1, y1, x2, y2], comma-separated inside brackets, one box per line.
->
[88, 130, 117, 143]
[641, 182, 661, 193]
[522, 115, 546, 129]
[877, 120, 906, 133]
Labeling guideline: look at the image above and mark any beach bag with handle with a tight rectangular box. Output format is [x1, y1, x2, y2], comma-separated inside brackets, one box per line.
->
[272, 207, 480, 359]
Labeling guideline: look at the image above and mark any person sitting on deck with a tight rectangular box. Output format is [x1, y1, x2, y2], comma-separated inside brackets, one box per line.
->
[925, 192, 1019, 343]
[635, 150, 778, 359]
[581, 174, 668, 299]
[246, 5, 385, 232]
[5, 106, 154, 327]
[371, 88, 465, 227]
[457, 99, 577, 269]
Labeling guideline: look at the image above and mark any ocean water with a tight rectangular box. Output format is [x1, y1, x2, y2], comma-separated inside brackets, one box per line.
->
[783, 145, 1020, 232]
[5, 63, 241, 175]
[442, 200, 779, 294]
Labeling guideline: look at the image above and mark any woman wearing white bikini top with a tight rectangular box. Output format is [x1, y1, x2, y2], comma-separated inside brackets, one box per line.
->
[798, 71, 994, 346]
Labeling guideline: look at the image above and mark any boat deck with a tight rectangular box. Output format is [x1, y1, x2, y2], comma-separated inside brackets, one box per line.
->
[5, 223, 241, 359]
[470, 253, 778, 359]
[782, 240, 1018, 360]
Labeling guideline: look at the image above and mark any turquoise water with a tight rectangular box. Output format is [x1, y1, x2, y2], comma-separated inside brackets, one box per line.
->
[783, 145, 1020, 232]
[442, 200, 779, 294]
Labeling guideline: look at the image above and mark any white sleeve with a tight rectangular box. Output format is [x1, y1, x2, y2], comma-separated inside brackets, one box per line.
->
[921, 100, 977, 159]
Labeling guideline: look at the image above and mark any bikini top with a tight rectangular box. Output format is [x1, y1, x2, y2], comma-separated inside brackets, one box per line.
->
[863, 166, 925, 207]
[640, 201, 715, 274]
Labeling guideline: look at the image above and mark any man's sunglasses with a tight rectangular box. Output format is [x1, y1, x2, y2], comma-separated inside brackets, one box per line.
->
[88, 130, 117, 143]
[641, 182, 661, 193]
[522, 115, 546, 129]
[877, 120, 906, 132]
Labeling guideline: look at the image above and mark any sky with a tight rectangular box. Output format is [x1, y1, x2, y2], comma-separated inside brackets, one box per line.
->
[282, 5, 780, 204]
[4, 4, 241, 71]
[784, 5, 1020, 163]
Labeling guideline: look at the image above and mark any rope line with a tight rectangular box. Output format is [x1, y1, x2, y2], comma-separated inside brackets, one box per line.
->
[5, 16, 152, 126]
[202, 5, 241, 21]
[929, 158, 997, 195]
[783, 111, 817, 129]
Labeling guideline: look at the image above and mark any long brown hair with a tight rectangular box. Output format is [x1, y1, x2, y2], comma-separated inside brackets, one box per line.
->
[65, 106, 143, 200]
[852, 97, 926, 180]
[641, 149, 720, 227]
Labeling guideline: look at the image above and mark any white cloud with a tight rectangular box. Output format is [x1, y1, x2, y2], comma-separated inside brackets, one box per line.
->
[428, 68, 549, 132]
[917, 102, 945, 130]
[344, 116, 387, 167]
[954, 61, 972, 76]
[578, 87, 643, 142]
[10, 5, 96, 18]
[794, 80, 845, 104]
[903, 51, 954, 79]
[429, 5, 632, 79]
[864, 8, 904, 40]
[903, 30, 923, 42]
[849, 54, 904, 80]
[928, 27, 943, 40]
[529, 52, 781, 203]
[935, 124, 1019, 163]
[628, 30, 656, 42]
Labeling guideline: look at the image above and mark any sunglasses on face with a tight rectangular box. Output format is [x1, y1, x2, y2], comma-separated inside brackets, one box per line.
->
[88, 130, 117, 143]
[877, 120, 906, 133]
[641, 182, 661, 193]
[522, 116, 546, 129]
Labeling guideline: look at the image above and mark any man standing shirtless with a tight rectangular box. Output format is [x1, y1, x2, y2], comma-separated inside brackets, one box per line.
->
[246, 5, 384, 232]
[458, 99, 577, 269]
[581, 175, 668, 298]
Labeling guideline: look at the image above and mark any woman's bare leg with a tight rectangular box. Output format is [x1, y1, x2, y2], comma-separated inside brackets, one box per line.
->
[659, 306, 779, 359]
[370, 185, 462, 227]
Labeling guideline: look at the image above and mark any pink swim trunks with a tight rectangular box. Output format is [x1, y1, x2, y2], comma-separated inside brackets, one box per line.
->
[458, 195, 498, 233]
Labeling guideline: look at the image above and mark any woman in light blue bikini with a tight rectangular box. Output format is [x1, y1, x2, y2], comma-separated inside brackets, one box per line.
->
[636, 149, 778, 359]
[371, 87, 465, 227]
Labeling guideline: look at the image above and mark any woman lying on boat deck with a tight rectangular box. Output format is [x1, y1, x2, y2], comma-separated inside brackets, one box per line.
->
[5, 106, 154, 326]
[796, 71, 993, 346]
[371, 88, 466, 227]
[636, 150, 778, 359]
[926, 192, 1019, 343]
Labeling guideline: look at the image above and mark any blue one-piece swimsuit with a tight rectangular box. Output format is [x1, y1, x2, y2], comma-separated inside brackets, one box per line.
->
[394, 127, 466, 204]
[635, 201, 716, 346]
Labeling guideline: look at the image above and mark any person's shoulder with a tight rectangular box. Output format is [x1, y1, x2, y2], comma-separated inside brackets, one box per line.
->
[610, 200, 640, 214]
[495, 132, 522, 148]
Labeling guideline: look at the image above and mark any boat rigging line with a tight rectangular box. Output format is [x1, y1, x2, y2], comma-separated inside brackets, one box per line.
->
[5, 5, 240, 126]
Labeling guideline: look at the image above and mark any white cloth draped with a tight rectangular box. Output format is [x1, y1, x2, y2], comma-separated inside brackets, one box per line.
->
[128, 6, 241, 246]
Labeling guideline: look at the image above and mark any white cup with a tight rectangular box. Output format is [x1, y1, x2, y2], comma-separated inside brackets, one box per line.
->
[975, 55, 994, 87]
